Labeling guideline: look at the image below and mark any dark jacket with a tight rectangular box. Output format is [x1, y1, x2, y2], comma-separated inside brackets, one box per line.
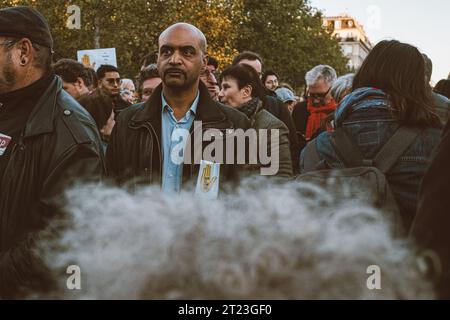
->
[411, 119, 450, 299]
[300, 87, 442, 230]
[0, 76, 105, 298]
[292, 100, 308, 135]
[106, 81, 250, 189]
[292, 100, 329, 141]
[262, 95, 300, 173]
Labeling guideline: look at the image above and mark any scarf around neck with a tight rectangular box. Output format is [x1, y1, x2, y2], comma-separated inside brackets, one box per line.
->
[305, 99, 337, 140]
[237, 97, 262, 120]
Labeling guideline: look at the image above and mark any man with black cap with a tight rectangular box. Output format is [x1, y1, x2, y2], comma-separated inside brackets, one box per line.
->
[0, 6, 104, 298]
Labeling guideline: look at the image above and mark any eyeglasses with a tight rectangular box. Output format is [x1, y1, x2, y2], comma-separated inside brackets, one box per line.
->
[0, 39, 18, 48]
[307, 87, 331, 100]
[105, 78, 122, 86]
[0, 39, 44, 52]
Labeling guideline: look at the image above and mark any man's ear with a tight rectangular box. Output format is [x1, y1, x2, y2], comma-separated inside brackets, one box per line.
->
[76, 77, 85, 88]
[18, 38, 33, 66]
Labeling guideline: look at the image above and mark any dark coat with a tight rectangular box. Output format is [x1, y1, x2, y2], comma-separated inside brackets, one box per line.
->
[106, 81, 250, 188]
[0, 76, 105, 298]
[411, 119, 450, 298]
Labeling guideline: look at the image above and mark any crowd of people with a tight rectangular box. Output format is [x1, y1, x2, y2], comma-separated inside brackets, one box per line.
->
[1, 6, 450, 299]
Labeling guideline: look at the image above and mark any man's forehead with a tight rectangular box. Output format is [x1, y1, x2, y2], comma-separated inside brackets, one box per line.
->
[159, 28, 202, 48]
[104, 71, 120, 78]
[239, 59, 262, 73]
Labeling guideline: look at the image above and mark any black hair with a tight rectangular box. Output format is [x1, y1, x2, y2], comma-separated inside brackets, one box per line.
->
[53, 59, 90, 85]
[96, 64, 119, 80]
[220, 64, 266, 100]
[262, 70, 279, 84]
[78, 91, 113, 131]
[207, 56, 219, 69]
[137, 64, 160, 93]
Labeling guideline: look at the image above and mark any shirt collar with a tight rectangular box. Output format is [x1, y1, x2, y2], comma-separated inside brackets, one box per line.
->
[161, 90, 200, 116]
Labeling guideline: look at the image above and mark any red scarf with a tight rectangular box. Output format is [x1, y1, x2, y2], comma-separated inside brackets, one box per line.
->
[305, 99, 337, 140]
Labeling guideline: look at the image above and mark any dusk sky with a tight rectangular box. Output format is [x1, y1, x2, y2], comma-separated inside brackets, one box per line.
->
[310, 0, 450, 84]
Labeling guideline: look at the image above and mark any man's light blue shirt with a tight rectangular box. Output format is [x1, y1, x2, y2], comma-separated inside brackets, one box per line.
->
[161, 91, 199, 193]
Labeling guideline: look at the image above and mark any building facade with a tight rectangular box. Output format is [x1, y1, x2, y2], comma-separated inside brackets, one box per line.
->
[323, 14, 373, 71]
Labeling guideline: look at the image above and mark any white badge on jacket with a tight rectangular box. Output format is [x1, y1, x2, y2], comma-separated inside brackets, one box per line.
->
[195, 160, 220, 199]
[0, 133, 12, 156]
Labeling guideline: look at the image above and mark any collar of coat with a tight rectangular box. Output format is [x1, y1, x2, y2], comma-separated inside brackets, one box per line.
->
[131, 80, 230, 127]
[23, 75, 62, 138]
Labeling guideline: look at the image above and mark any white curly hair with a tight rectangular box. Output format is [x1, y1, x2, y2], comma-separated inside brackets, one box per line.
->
[37, 177, 434, 299]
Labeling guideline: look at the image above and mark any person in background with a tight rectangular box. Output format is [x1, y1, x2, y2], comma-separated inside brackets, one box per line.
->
[434, 79, 450, 100]
[78, 92, 115, 152]
[232, 51, 300, 172]
[137, 63, 162, 102]
[275, 87, 296, 114]
[423, 54, 450, 126]
[120, 78, 137, 104]
[200, 56, 219, 101]
[96, 64, 131, 115]
[292, 65, 337, 141]
[219, 64, 293, 177]
[139, 51, 158, 71]
[85, 67, 98, 91]
[330, 73, 354, 104]
[262, 70, 279, 93]
[52, 58, 90, 100]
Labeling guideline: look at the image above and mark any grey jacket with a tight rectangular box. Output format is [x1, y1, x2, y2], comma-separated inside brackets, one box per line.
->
[247, 105, 293, 178]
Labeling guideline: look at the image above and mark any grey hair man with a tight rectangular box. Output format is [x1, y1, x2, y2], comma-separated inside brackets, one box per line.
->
[292, 65, 338, 141]
[305, 65, 337, 107]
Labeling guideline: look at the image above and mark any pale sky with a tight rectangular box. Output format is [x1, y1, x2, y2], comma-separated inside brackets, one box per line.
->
[310, 0, 450, 84]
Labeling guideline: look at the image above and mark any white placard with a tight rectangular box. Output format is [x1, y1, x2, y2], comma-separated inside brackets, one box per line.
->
[77, 48, 117, 71]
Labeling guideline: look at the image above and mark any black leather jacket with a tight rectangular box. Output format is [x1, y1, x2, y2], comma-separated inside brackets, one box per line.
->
[106, 82, 250, 188]
[0, 76, 105, 298]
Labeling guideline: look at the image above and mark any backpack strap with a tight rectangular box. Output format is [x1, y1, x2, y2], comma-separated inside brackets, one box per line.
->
[373, 126, 421, 173]
[330, 128, 365, 167]
[302, 139, 321, 172]
[331, 126, 421, 173]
